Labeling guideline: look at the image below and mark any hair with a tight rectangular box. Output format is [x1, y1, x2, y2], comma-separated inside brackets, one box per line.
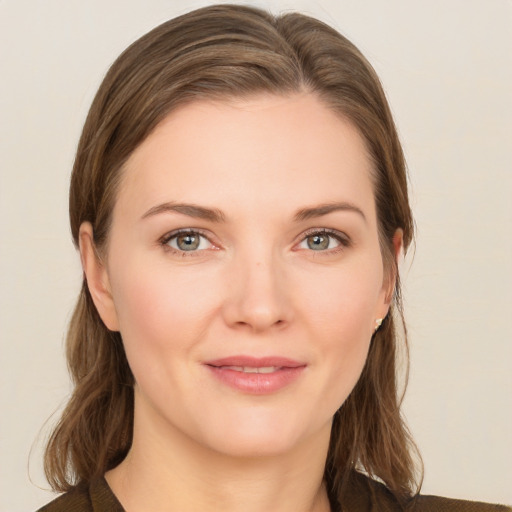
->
[44, 3, 420, 507]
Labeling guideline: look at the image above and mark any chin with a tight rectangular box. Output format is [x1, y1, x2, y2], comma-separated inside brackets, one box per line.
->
[206, 430, 304, 459]
[196, 408, 331, 460]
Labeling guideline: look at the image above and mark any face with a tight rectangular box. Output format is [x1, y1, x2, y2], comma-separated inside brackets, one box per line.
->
[82, 93, 395, 459]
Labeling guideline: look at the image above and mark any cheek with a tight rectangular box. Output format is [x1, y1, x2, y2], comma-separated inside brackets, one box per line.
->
[297, 257, 383, 339]
[294, 259, 382, 401]
[108, 263, 218, 370]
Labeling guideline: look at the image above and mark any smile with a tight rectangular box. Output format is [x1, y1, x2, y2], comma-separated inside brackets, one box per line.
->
[204, 356, 306, 394]
[217, 366, 280, 373]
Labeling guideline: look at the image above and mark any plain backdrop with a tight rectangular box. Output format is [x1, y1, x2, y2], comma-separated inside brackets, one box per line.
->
[1, 1, 511, 510]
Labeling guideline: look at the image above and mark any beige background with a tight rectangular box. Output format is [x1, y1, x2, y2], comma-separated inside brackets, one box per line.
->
[1, 1, 511, 510]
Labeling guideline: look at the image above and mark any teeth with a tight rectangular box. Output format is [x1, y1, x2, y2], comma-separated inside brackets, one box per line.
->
[222, 366, 279, 373]
[255, 366, 278, 374]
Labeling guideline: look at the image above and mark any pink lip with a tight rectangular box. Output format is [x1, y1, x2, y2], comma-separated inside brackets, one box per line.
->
[204, 355, 306, 394]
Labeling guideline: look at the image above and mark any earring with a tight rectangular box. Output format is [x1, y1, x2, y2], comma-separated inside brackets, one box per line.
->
[374, 318, 383, 332]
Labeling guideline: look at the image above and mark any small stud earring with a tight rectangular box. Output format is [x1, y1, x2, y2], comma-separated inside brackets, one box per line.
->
[374, 318, 383, 332]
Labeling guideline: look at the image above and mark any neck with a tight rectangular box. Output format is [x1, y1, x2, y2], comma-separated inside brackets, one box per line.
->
[106, 395, 333, 512]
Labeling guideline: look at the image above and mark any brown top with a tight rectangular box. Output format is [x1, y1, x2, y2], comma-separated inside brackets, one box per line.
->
[37, 474, 511, 512]
[37, 478, 124, 512]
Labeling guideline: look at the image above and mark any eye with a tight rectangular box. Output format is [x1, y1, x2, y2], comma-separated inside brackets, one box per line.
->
[161, 229, 214, 253]
[297, 230, 348, 252]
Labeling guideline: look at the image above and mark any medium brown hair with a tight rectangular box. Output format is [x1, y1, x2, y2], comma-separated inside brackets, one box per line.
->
[44, 3, 420, 505]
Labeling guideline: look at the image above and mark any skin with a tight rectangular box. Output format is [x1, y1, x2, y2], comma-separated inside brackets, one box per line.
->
[80, 92, 400, 512]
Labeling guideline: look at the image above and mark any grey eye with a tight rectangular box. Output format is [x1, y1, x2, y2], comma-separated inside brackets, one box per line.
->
[176, 233, 200, 251]
[307, 234, 330, 250]
[166, 231, 212, 252]
[298, 231, 343, 251]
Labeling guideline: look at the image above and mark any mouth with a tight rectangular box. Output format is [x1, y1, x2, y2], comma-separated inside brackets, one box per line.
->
[214, 366, 282, 374]
[204, 356, 306, 394]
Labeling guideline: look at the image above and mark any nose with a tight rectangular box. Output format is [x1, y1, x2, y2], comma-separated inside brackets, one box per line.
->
[222, 251, 293, 333]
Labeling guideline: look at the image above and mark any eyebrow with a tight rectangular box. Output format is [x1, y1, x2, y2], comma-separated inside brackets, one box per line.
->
[141, 200, 366, 224]
[141, 202, 226, 223]
[293, 202, 367, 223]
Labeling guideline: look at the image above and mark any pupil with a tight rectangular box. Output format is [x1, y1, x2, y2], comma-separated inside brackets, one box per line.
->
[178, 234, 199, 251]
[308, 234, 329, 250]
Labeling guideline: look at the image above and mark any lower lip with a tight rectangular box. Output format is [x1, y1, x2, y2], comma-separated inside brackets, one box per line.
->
[205, 365, 306, 394]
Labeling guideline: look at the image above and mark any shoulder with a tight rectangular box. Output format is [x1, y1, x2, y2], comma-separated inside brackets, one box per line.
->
[340, 471, 405, 511]
[36, 478, 124, 512]
[410, 494, 512, 512]
[341, 472, 511, 512]
[36, 484, 91, 512]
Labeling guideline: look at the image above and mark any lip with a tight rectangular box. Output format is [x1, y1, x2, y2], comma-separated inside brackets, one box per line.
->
[204, 355, 306, 394]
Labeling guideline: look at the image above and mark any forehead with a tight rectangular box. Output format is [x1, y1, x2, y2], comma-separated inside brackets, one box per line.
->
[116, 92, 376, 223]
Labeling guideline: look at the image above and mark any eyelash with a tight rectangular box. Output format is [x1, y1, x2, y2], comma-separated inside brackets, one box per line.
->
[159, 228, 215, 257]
[159, 228, 351, 256]
[298, 228, 351, 255]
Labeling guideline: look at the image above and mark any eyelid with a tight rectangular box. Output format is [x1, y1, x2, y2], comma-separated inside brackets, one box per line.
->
[159, 228, 218, 255]
[158, 227, 351, 256]
[295, 228, 352, 252]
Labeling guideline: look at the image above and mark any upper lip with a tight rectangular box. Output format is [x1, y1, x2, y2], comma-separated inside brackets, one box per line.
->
[204, 356, 306, 368]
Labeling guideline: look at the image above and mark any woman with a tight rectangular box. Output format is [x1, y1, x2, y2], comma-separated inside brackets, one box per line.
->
[37, 4, 511, 511]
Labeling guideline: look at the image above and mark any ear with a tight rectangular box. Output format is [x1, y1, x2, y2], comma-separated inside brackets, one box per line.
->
[377, 228, 404, 317]
[79, 222, 120, 331]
